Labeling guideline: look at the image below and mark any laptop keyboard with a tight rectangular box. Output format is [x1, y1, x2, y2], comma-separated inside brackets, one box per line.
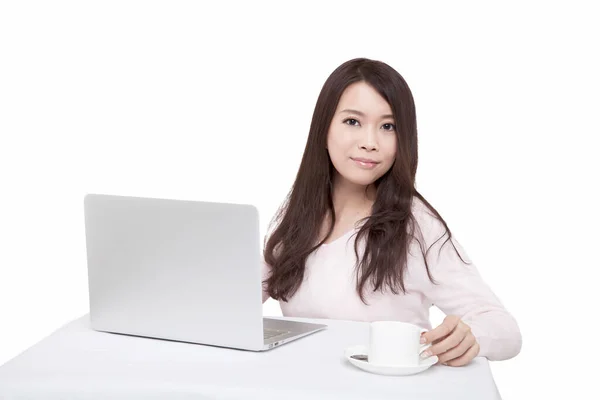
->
[263, 328, 290, 340]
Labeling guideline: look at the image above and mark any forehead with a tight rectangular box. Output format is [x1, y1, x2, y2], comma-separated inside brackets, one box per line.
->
[336, 82, 392, 116]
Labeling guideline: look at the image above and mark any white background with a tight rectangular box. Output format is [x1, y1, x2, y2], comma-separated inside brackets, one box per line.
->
[1, 1, 598, 398]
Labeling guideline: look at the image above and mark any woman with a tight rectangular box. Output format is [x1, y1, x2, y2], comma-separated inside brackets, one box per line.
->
[261, 57, 522, 366]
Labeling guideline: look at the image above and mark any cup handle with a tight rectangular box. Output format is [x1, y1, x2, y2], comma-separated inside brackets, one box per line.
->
[419, 328, 432, 355]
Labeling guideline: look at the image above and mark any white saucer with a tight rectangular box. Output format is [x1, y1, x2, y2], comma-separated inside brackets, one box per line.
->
[344, 345, 438, 376]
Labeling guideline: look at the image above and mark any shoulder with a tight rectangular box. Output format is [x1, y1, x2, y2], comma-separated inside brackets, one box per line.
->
[410, 197, 446, 244]
[410, 196, 473, 265]
[410, 197, 434, 221]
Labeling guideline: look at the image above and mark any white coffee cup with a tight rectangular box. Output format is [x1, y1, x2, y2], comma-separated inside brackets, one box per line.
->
[368, 321, 431, 366]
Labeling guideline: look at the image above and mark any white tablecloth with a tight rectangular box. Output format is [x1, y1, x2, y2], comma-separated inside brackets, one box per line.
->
[0, 314, 501, 399]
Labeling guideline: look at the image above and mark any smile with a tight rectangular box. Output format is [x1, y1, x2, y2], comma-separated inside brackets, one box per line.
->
[351, 157, 380, 169]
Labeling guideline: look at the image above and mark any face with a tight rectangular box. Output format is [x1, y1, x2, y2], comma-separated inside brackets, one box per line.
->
[327, 81, 397, 187]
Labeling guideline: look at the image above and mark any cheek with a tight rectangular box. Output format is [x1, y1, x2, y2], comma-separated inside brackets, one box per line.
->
[327, 132, 351, 157]
[383, 137, 398, 163]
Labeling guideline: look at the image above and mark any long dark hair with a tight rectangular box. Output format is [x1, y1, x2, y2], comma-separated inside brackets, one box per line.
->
[264, 57, 468, 304]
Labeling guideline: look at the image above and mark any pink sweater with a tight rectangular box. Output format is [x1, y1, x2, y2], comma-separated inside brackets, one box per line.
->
[262, 200, 522, 361]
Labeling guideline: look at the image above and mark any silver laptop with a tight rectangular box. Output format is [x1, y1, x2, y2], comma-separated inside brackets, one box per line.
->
[83, 193, 326, 351]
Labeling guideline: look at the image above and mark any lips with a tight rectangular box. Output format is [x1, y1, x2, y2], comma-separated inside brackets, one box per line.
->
[351, 157, 380, 164]
[351, 157, 380, 169]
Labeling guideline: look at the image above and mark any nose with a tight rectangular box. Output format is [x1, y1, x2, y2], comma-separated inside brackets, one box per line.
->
[359, 128, 379, 151]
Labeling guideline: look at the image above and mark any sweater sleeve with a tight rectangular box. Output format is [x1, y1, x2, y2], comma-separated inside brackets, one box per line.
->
[411, 206, 522, 361]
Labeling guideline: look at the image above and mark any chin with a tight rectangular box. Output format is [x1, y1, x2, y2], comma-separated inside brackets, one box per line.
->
[339, 172, 380, 187]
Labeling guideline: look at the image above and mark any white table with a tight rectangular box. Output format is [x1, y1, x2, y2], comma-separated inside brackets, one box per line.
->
[0, 314, 501, 399]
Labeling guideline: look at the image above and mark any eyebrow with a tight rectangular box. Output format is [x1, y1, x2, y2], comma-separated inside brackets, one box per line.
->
[339, 109, 394, 119]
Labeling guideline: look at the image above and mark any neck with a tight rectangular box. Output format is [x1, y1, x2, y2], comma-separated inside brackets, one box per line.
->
[330, 174, 376, 220]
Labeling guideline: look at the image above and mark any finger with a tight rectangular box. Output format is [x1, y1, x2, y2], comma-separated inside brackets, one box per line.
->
[423, 315, 460, 344]
[426, 322, 471, 356]
[422, 330, 449, 344]
[432, 334, 449, 345]
[445, 342, 480, 367]
[421, 331, 448, 347]
[437, 333, 476, 364]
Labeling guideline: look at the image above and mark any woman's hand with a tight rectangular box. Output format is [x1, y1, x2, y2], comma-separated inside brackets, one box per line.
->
[420, 315, 480, 367]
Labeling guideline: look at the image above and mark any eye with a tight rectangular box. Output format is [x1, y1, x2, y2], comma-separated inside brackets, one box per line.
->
[343, 118, 360, 126]
[382, 123, 396, 131]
